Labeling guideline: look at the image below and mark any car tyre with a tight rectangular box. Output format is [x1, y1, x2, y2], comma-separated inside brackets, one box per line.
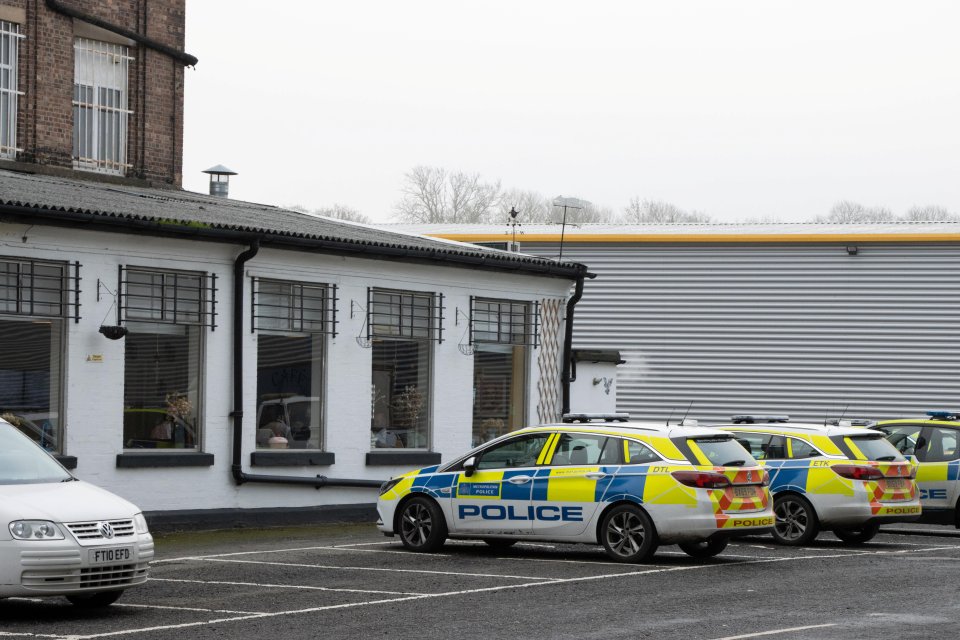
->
[66, 591, 123, 608]
[398, 496, 447, 552]
[772, 493, 819, 546]
[677, 538, 729, 559]
[833, 523, 879, 544]
[483, 538, 518, 550]
[600, 504, 658, 563]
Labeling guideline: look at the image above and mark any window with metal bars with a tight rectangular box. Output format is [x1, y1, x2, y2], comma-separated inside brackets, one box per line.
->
[119, 267, 216, 328]
[470, 297, 539, 347]
[0, 258, 80, 321]
[0, 21, 23, 160]
[251, 278, 337, 335]
[368, 288, 443, 342]
[73, 38, 132, 175]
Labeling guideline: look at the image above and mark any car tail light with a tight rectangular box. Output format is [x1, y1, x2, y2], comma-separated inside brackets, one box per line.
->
[671, 471, 732, 489]
[831, 464, 884, 481]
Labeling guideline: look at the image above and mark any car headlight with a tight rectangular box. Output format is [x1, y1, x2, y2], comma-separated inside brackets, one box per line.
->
[379, 478, 401, 496]
[9, 520, 64, 540]
[134, 513, 150, 534]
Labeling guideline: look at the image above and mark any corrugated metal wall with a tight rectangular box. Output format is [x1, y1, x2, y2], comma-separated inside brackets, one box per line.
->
[526, 242, 960, 423]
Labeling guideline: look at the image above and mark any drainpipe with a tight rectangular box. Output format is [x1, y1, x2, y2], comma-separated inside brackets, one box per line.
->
[561, 272, 593, 415]
[45, 0, 199, 67]
[230, 241, 381, 489]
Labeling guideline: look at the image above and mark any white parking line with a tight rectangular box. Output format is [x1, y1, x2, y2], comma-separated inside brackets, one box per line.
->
[708, 623, 837, 640]
[115, 602, 266, 615]
[197, 557, 555, 581]
[150, 577, 425, 596]
[38, 543, 960, 640]
[495, 556, 669, 568]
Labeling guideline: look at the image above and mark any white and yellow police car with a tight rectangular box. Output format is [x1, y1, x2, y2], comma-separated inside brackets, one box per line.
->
[874, 411, 960, 527]
[711, 415, 921, 545]
[377, 415, 773, 563]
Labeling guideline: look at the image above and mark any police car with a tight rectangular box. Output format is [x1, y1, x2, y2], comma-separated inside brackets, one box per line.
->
[874, 411, 960, 527]
[711, 415, 921, 545]
[377, 415, 774, 563]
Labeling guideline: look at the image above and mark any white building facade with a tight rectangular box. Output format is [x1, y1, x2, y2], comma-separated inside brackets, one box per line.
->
[0, 172, 588, 525]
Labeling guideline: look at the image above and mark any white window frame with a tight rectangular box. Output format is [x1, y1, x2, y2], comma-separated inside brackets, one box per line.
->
[0, 20, 23, 160]
[73, 37, 133, 175]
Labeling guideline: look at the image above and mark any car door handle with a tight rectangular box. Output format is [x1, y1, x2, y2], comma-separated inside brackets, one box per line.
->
[507, 476, 532, 484]
[585, 472, 607, 480]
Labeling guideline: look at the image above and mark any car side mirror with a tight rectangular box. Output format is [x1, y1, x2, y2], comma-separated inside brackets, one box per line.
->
[464, 456, 477, 478]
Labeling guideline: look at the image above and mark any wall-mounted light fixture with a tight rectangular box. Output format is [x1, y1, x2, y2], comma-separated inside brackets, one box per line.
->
[846, 245, 859, 256]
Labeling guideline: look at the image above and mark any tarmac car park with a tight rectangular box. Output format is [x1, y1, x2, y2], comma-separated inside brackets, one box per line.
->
[377, 415, 774, 562]
[710, 415, 920, 545]
[0, 418, 154, 607]
[874, 411, 960, 527]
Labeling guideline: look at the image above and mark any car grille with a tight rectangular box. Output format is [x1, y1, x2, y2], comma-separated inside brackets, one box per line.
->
[21, 562, 149, 591]
[64, 519, 136, 541]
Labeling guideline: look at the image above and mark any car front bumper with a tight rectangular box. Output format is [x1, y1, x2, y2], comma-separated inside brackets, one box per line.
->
[0, 533, 154, 598]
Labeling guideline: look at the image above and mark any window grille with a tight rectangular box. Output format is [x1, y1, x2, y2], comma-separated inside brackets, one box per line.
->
[470, 297, 539, 347]
[0, 21, 23, 160]
[368, 288, 443, 343]
[73, 38, 133, 175]
[251, 278, 337, 335]
[118, 267, 216, 329]
[0, 258, 81, 322]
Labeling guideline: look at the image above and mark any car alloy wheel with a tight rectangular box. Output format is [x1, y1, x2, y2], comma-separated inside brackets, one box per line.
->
[398, 496, 447, 552]
[600, 504, 658, 563]
[772, 494, 819, 545]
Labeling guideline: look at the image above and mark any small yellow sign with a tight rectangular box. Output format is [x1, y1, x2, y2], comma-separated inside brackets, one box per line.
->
[86, 354, 104, 363]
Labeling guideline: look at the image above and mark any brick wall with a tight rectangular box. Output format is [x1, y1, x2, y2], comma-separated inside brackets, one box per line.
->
[3, 0, 186, 186]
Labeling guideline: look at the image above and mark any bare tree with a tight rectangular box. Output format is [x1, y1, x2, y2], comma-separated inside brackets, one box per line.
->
[902, 205, 960, 222]
[621, 198, 712, 223]
[499, 189, 552, 223]
[287, 204, 372, 224]
[394, 166, 503, 223]
[815, 200, 895, 223]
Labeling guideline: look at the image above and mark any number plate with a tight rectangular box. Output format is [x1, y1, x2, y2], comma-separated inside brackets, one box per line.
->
[89, 546, 133, 565]
[885, 478, 906, 490]
[733, 486, 756, 498]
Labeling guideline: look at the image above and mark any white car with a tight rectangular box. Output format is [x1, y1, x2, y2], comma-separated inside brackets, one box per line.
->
[0, 419, 153, 607]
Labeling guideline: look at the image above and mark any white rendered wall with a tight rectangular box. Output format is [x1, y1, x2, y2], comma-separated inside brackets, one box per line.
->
[0, 223, 572, 512]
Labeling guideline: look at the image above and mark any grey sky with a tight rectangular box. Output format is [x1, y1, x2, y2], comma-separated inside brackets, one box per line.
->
[182, 1, 960, 223]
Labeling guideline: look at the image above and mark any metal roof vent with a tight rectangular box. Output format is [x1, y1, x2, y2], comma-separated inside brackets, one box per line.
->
[202, 164, 237, 198]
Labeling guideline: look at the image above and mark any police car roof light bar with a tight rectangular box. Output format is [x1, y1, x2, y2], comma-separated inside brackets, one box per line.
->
[926, 411, 959, 421]
[731, 415, 790, 424]
[562, 413, 630, 423]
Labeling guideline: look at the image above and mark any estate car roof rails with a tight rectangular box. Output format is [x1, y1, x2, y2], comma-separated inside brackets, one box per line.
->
[562, 413, 631, 423]
[730, 414, 790, 424]
[926, 410, 960, 421]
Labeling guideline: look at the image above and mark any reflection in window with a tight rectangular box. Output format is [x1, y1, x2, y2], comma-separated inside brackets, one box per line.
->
[471, 299, 532, 446]
[256, 334, 323, 450]
[369, 289, 435, 450]
[476, 433, 550, 470]
[122, 267, 206, 450]
[123, 325, 201, 450]
[0, 318, 62, 452]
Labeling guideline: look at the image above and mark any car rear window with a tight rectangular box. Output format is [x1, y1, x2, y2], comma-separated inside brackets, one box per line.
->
[0, 423, 72, 484]
[685, 436, 753, 467]
[838, 434, 905, 462]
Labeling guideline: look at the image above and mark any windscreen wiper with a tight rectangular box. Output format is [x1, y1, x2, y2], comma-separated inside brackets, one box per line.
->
[721, 460, 747, 466]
